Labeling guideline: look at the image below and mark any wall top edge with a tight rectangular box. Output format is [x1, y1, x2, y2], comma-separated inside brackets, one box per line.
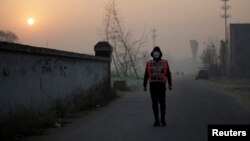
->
[0, 41, 109, 62]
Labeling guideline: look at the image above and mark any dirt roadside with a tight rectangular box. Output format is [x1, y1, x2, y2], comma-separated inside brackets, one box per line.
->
[202, 77, 250, 111]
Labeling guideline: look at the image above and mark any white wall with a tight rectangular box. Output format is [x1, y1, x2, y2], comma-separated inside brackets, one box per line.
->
[0, 42, 110, 114]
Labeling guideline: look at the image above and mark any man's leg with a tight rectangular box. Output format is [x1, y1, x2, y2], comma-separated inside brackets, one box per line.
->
[150, 90, 160, 126]
[159, 89, 166, 126]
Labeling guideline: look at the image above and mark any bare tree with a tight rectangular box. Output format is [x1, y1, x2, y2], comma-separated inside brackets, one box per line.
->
[0, 30, 18, 43]
[200, 41, 217, 68]
[200, 47, 213, 68]
[103, 0, 148, 79]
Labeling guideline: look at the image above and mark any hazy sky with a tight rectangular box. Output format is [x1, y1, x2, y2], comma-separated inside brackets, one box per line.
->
[1, 0, 250, 59]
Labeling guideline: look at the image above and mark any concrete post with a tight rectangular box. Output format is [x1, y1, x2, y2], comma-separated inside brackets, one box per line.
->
[94, 42, 112, 59]
[94, 42, 113, 89]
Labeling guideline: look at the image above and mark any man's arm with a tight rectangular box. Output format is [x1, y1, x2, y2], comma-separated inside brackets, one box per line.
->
[166, 61, 172, 90]
[143, 62, 149, 91]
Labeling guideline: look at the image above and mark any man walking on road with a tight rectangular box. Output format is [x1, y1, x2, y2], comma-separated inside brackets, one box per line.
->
[143, 46, 172, 127]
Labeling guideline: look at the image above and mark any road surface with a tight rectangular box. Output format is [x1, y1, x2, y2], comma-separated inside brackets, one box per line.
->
[27, 76, 250, 141]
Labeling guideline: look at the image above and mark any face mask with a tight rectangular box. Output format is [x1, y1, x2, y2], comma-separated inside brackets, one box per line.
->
[153, 51, 160, 58]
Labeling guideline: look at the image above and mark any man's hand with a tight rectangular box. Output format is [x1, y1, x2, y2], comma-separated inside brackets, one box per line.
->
[169, 85, 172, 90]
[144, 87, 147, 92]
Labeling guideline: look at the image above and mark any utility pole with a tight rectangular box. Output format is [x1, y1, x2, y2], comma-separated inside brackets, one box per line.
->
[221, 0, 231, 75]
[152, 28, 157, 47]
[221, 0, 231, 43]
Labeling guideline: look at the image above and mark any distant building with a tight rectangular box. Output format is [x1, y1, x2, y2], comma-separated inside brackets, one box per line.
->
[229, 23, 250, 77]
[189, 40, 199, 70]
[189, 40, 199, 61]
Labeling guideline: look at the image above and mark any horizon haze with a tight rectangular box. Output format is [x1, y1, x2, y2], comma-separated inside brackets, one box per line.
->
[1, 0, 250, 60]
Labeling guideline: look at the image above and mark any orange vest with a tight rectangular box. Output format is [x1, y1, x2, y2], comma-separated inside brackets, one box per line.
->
[147, 60, 168, 82]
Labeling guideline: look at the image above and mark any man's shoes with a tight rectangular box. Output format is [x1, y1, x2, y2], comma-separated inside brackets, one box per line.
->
[161, 119, 167, 126]
[153, 120, 160, 127]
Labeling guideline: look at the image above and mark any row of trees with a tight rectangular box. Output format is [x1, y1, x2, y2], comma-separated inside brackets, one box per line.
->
[0, 30, 18, 43]
[102, 1, 149, 79]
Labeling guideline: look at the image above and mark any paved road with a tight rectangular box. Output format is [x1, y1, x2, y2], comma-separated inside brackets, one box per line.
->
[27, 76, 250, 141]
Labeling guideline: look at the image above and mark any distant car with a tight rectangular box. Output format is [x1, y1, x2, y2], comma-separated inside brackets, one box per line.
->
[195, 69, 209, 80]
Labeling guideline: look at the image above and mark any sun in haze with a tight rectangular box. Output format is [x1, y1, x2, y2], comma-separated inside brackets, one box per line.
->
[27, 18, 35, 26]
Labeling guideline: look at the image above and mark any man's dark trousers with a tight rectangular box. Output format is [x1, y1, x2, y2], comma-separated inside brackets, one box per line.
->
[149, 82, 166, 122]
